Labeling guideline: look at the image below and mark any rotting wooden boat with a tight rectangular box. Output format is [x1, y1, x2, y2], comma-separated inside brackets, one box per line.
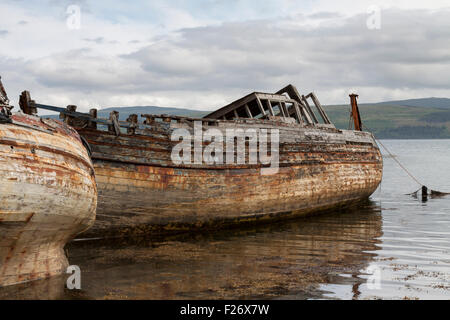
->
[25, 84, 382, 239]
[0, 79, 97, 287]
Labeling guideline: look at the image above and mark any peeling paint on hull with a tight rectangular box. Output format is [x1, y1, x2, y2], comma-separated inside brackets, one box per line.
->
[76, 120, 382, 239]
[0, 113, 97, 287]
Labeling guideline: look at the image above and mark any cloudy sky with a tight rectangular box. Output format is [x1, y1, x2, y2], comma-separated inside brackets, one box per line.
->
[1, 0, 450, 112]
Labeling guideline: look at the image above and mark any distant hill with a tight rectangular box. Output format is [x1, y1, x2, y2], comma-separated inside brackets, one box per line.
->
[43, 98, 450, 139]
[376, 97, 450, 109]
[96, 106, 206, 120]
[323, 101, 450, 139]
[44, 105, 207, 121]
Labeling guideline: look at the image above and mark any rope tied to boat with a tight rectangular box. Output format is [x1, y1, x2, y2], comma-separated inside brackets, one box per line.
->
[362, 124, 450, 198]
[374, 138, 423, 186]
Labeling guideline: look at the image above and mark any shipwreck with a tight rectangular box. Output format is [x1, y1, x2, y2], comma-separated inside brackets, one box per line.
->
[24, 84, 383, 238]
[0, 78, 97, 286]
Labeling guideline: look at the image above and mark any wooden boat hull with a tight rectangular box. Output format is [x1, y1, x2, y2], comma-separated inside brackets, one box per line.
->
[0, 113, 97, 287]
[77, 121, 382, 239]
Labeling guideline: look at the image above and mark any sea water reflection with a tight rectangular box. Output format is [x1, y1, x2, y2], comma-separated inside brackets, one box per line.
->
[0, 140, 449, 300]
[0, 201, 383, 299]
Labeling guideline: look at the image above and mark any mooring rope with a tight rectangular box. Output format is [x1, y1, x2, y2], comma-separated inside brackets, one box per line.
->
[361, 124, 423, 187]
[374, 138, 424, 187]
[362, 124, 450, 196]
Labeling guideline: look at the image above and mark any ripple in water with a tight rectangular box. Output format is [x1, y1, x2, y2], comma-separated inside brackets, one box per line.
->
[0, 140, 448, 299]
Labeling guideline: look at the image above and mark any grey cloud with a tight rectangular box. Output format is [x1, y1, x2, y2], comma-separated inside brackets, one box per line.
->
[25, 49, 145, 93]
[308, 11, 342, 19]
[18, 20, 28, 25]
[0, 30, 9, 37]
[124, 8, 450, 91]
[21, 8, 450, 107]
[46, 0, 91, 13]
[83, 37, 105, 44]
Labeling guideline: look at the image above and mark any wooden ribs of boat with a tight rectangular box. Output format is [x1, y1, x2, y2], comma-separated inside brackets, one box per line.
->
[28, 85, 382, 239]
[0, 105, 97, 286]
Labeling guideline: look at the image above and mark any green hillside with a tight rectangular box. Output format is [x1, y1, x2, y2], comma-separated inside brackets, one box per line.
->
[43, 98, 450, 139]
[98, 106, 206, 120]
[323, 103, 450, 138]
[376, 97, 450, 109]
[43, 106, 206, 121]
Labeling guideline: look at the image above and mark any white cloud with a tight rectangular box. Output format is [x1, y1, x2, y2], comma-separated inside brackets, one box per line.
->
[1, 1, 450, 113]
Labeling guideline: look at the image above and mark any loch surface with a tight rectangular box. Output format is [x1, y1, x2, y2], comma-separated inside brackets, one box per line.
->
[0, 140, 449, 300]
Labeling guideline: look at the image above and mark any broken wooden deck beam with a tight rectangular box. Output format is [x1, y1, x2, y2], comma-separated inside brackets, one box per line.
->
[266, 100, 275, 116]
[300, 95, 318, 124]
[244, 104, 253, 118]
[30, 85, 336, 137]
[19, 91, 37, 116]
[88, 108, 97, 129]
[306, 92, 332, 124]
[256, 98, 266, 117]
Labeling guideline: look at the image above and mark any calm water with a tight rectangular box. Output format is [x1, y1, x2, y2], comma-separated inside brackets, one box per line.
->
[0, 140, 449, 300]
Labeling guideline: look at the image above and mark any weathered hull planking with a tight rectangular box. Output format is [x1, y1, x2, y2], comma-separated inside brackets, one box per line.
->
[77, 120, 382, 239]
[0, 113, 97, 287]
[25, 85, 382, 239]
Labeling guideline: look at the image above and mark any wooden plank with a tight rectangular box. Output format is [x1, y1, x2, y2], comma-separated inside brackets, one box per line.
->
[283, 101, 299, 123]
[293, 102, 303, 125]
[109, 111, 121, 136]
[278, 101, 289, 118]
[203, 90, 299, 120]
[297, 100, 314, 124]
[275, 85, 315, 124]
[76, 115, 382, 239]
[88, 109, 97, 129]
[63, 105, 77, 125]
[203, 92, 258, 119]
[266, 100, 275, 116]
[244, 104, 253, 118]
[0, 117, 97, 286]
[301, 96, 318, 123]
[284, 102, 294, 116]
[256, 98, 266, 116]
[36, 103, 117, 126]
[308, 92, 332, 124]
[283, 102, 291, 119]
[256, 93, 295, 102]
